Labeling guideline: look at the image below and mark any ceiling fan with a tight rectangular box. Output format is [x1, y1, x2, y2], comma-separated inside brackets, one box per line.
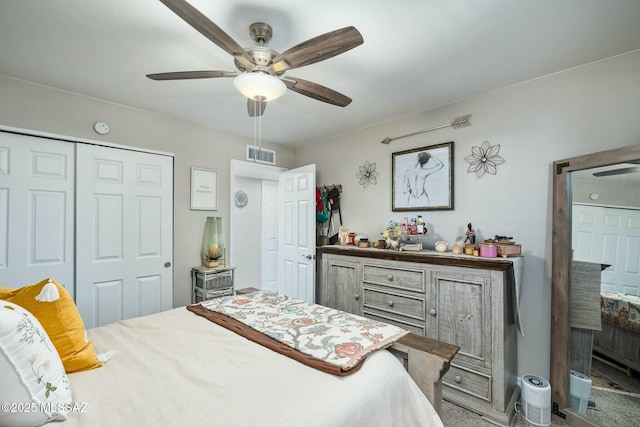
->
[147, 0, 364, 117]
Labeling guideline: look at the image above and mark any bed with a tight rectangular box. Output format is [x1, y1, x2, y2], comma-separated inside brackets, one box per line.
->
[1, 282, 457, 427]
[593, 291, 640, 373]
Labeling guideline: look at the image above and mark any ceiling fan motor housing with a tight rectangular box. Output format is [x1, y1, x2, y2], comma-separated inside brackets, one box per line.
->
[235, 46, 281, 74]
[249, 22, 272, 46]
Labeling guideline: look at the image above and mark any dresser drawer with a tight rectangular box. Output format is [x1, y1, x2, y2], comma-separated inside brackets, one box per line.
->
[362, 264, 426, 292]
[363, 288, 425, 320]
[363, 310, 426, 336]
[443, 364, 492, 402]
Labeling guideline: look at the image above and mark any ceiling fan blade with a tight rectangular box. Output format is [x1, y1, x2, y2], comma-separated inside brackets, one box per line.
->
[146, 70, 238, 80]
[247, 98, 266, 117]
[158, 0, 254, 70]
[593, 166, 640, 177]
[270, 26, 363, 73]
[282, 77, 352, 107]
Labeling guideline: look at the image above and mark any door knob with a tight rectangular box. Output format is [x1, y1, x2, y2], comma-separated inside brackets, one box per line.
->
[303, 254, 315, 260]
[429, 308, 436, 316]
[164, 262, 171, 268]
[354, 294, 360, 300]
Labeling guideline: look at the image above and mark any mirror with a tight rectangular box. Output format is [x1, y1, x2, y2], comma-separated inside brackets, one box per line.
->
[551, 143, 640, 426]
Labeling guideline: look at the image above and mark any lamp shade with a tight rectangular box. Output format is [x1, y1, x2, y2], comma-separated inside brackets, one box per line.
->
[233, 72, 287, 101]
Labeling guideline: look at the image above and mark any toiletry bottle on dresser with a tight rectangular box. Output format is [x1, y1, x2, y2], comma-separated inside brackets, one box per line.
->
[417, 215, 424, 234]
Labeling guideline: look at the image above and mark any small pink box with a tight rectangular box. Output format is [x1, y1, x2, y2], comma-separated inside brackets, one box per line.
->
[479, 244, 497, 258]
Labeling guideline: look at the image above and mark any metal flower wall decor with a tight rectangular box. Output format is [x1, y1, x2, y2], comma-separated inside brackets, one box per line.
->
[464, 140, 505, 177]
[356, 161, 379, 188]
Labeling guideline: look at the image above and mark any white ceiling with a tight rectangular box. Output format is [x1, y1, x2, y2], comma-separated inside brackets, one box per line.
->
[1, 0, 640, 146]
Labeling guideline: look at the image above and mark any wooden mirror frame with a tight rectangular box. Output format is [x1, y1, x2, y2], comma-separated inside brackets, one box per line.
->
[551, 143, 640, 425]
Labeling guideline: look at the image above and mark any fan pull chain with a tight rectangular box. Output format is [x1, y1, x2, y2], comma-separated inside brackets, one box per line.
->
[253, 97, 258, 161]
[252, 96, 264, 161]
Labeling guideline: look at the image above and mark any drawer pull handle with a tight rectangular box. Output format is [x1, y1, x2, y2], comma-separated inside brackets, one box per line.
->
[354, 294, 360, 300]
[454, 375, 462, 384]
[387, 274, 394, 281]
[388, 300, 394, 307]
[429, 308, 437, 316]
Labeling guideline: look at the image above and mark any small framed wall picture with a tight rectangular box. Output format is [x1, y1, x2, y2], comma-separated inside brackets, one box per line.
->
[190, 167, 218, 210]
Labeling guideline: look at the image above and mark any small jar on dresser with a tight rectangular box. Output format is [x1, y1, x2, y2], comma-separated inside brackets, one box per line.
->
[191, 266, 235, 303]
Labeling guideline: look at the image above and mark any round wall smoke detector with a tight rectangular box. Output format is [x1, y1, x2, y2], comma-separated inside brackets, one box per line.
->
[93, 121, 110, 135]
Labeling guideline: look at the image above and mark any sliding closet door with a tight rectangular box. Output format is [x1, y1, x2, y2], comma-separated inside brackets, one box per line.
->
[0, 132, 75, 295]
[75, 144, 173, 328]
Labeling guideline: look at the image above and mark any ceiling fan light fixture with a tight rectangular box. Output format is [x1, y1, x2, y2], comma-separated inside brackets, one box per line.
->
[233, 72, 286, 101]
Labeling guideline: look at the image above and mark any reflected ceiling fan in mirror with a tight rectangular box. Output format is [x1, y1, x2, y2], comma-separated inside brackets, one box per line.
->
[147, 0, 364, 117]
[592, 160, 640, 177]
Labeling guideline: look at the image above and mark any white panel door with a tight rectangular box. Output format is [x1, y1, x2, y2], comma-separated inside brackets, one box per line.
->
[262, 180, 279, 291]
[75, 144, 173, 328]
[573, 204, 640, 295]
[278, 164, 315, 302]
[0, 132, 75, 295]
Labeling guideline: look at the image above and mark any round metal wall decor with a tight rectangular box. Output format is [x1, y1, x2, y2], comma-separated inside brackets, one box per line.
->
[234, 190, 248, 208]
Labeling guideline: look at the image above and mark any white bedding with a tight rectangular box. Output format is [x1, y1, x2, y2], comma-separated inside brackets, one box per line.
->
[60, 307, 442, 427]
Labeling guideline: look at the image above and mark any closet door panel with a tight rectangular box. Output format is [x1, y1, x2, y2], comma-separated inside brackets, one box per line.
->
[94, 194, 123, 259]
[0, 132, 74, 294]
[76, 144, 173, 328]
[31, 190, 67, 263]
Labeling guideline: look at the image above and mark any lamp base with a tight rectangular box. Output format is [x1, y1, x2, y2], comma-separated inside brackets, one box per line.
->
[202, 251, 225, 269]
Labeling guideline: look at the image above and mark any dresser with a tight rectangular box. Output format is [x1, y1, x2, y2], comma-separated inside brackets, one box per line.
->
[318, 246, 522, 426]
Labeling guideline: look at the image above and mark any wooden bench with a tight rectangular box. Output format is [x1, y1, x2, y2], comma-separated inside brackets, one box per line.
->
[390, 333, 460, 415]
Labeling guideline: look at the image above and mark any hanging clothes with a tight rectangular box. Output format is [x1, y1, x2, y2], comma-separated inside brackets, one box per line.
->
[327, 186, 343, 244]
[316, 188, 330, 224]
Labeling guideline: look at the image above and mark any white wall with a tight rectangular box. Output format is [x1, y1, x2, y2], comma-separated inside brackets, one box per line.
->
[293, 50, 640, 380]
[0, 75, 295, 307]
[573, 178, 640, 208]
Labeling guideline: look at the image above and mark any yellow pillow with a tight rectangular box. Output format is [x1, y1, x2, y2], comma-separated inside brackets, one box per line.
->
[0, 278, 102, 373]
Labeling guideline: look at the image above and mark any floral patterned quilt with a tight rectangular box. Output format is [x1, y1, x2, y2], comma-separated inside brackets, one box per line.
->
[196, 291, 409, 373]
[600, 291, 640, 332]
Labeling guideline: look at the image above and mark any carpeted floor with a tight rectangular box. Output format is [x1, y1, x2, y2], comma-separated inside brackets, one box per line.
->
[584, 357, 640, 426]
[440, 400, 571, 427]
[440, 357, 640, 427]
[584, 386, 640, 426]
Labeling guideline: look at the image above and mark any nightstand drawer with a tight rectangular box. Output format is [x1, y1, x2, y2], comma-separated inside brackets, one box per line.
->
[196, 269, 233, 290]
[363, 288, 425, 320]
[443, 364, 491, 402]
[363, 264, 426, 292]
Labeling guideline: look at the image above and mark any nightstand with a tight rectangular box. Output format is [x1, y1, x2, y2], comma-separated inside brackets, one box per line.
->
[191, 266, 235, 303]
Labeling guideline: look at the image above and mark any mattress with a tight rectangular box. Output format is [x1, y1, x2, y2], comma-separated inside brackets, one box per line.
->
[60, 307, 442, 427]
[600, 291, 640, 332]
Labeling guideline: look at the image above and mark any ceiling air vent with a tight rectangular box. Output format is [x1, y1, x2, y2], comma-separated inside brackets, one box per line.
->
[246, 145, 276, 165]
